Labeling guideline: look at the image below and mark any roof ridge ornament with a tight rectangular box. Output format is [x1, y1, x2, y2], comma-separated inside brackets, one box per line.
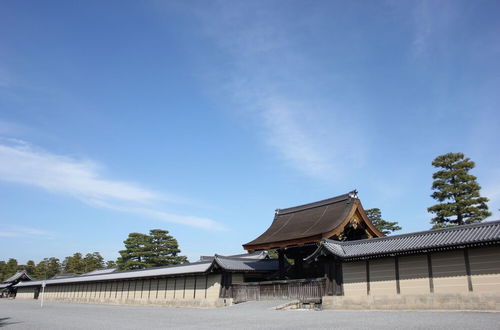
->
[349, 190, 358, 199]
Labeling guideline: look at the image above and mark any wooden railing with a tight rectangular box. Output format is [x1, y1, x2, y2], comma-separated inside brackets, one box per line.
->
[231, 278, 326, 303]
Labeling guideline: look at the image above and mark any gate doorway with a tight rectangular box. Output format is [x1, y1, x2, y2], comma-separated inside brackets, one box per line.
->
[231, 278, 326, 304]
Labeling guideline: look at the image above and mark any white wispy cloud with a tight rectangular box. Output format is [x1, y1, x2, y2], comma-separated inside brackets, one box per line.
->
[0, 225, 55, 239]
[87, 199, 226, 231]
[0, 140, 158, 203]
[192, 2, 366, 182]
[0, 139, 224, 230]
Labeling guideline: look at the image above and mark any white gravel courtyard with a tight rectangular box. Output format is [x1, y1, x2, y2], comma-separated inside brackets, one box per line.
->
[1, 299, 499, 330]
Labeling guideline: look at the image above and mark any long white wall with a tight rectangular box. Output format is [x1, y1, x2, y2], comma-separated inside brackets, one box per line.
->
[324, 246, 500, 310]
[16, 274, 226, 308]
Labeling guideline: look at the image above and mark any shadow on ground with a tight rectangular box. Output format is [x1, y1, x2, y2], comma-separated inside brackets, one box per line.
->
[0, 317, 21, 328]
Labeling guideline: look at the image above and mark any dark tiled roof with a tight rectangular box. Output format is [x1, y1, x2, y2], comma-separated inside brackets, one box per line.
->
[2, 271, 32, 284]
[16, 255, 279, 287]
[213, 255, 280, 272]
[243, 192, 357, 249]
[199, 251, 268, 262]
[307, 220, 500, 261]
[81, 268, 117, 276]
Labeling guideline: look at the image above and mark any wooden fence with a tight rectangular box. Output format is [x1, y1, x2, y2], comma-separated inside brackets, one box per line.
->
[231, 278, 326, 303]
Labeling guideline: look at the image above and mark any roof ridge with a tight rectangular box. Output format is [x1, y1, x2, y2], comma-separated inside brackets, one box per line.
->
[324, 220, 500, 247]
[277, 191, 355, 215]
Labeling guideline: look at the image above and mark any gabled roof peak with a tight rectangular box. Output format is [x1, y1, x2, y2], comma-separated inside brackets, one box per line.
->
[277, 190, 356, 215]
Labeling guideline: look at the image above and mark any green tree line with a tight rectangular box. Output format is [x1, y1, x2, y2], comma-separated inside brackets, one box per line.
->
[0, 229, 187, 282]
[0, 252, 117, 282]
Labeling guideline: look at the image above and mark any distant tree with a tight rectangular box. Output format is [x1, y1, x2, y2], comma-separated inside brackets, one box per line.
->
[34, 260, 47, 279]
[4, 258, 19, 280]
[0, 261, 6, 281]
[26, 260, 36, 275]
[117, 229, 187, 271]
[147, 229, 187, 267]
[46, 257, 61, 278]
[365, 208, 401, 235]
[428, 152, 491, 229]
[105, 260, 117, 268]
[63, 253, 86, 274]
[117, 233, 151, 270]
[34, 257, 61, 279]
[18, 260, 36, 276]
[83, 252, 105, 272]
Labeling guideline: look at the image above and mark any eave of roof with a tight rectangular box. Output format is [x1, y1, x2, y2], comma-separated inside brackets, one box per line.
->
[2, 271, 33, 284]
[15, 261, 213, 287]
[15, 254, 279, 288]
[243, 191, 360, 250]
[212, 255, 280, 272]
[199, 251, 269, 262]
[305, 220, 500, 261]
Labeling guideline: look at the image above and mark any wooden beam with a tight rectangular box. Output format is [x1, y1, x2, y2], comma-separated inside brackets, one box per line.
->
[366, 260, 370, 296]
[335, 259, 344, 296]
[464, 248, 473, 292]
[395, 256, 400, 294]
[427, 253, 434, 293]
[278, 249, 285, 280]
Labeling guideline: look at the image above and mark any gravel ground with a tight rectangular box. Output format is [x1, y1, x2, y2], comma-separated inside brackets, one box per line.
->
[1, 299, 499, 330]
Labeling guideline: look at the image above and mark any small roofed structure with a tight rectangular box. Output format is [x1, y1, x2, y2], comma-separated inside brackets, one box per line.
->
[0, 270, 33, 298]
[243, 191, 383, 252]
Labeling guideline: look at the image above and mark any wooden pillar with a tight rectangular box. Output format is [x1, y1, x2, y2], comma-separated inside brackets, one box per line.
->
[395, 256, 400, 294]
[427, 253, 434, 293]
[334, 259, 343, 296]
[294, 256, 303, 278]
[366, 260, 370, 296]
[464, 248, 473, 292]
[324, 257, 334, 296]
[325, 257, 343, 296]
[220, 272, 233, 298]
[278, 249, 285, 280]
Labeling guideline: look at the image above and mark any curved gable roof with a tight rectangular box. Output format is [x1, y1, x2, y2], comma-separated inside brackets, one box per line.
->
[243, 191, 382, 251]
[2, 271, 33, 284]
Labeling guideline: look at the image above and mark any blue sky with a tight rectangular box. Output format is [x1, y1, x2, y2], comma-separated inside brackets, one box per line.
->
[1, 1, 499, 264]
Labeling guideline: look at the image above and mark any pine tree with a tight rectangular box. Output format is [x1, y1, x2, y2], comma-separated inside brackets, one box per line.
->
[428, 152, 491, 228]
[25, 260, 36, 276]
[147, 229, 187, 267]
[83, 252, 105, 272]
[62, 253, 86, 274]
[0, 261, 6, 281]
[105, 260, 117, 268]
[365, 208, 401, 235]
[4, 258, 19, 280]
[34, 257, 61, 279]
[117, 232, 152, 270]
[117, 230, 187, 270]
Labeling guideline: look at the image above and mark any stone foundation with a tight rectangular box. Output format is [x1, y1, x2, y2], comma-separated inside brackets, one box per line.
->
[322, 293, 500, 311]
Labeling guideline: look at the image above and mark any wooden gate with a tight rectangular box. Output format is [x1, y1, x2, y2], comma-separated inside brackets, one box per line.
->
[231, 278, 326, 303]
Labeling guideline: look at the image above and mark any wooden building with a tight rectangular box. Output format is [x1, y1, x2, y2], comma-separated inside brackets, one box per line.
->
[0, 271, 32, 298]
[13, 191, 500, 310]
[243, 191, 383, 279]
